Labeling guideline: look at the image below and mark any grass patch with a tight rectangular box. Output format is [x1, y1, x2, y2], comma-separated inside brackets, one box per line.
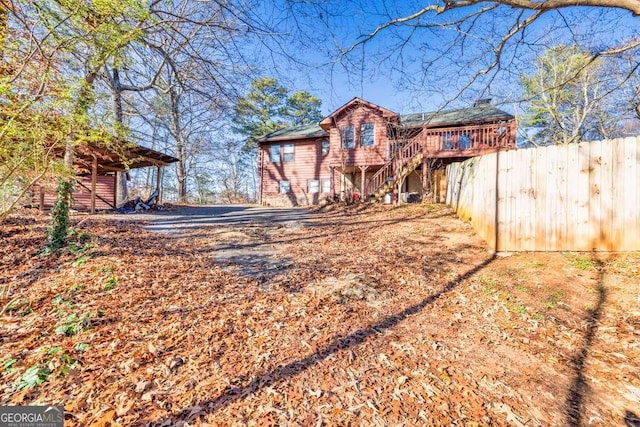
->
[103, 275, 118, 291]
[566, 254, 595, 271]
[515, 283, 527, 292]
[513, 304, 528, 315]
[545, 291, 564, 309]
[480, 276, 497, 294]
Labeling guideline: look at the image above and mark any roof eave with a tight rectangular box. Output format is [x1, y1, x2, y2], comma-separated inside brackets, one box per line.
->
[403, 113, 515, 129]
[257, 133, 327, 144]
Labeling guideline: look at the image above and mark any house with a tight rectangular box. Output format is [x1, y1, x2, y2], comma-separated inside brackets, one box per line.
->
[256, 97, 516, 206]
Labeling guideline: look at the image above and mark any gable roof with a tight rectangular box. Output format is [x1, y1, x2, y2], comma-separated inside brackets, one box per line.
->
[400, 105, 514, 128]
[256, 123, 328, 143]
[254, 99, 515, 143]
[319, 97, 398, 130]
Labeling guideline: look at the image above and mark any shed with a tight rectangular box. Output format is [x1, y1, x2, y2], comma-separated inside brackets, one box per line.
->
[41, 142, 178, 213]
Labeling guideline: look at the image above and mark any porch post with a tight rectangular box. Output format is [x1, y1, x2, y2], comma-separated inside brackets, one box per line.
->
[91, 156, 97, 214]
[156, 166, 163, 206]
[422, 157, 429, 202]
[329, 166, 335, 200]
[394, 178, 400, 205]
[358, 165, 369, 202]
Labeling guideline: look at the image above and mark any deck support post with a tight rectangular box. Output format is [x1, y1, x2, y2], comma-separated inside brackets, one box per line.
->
[422, 157, 429, 202]
[394, 178, 400, 205]
[358, 165, 369, 202]
[90, 156, 97, 214]
[156, 166, 163, 206]
[329, 166, 336, 201]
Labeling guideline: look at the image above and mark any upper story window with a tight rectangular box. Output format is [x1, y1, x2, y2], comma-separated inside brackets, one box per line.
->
[283, 143, 294, 162]
[459, 132, 471, 150]
[321, 140, 330, 156]
[443, 133, 455, 150]
[270, 144, 281, 163]
[341, 125, 355, 149]
[360, 123, 375, 147]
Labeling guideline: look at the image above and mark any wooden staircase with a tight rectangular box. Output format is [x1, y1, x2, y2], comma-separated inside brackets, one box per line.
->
[366, 135, 424, 201]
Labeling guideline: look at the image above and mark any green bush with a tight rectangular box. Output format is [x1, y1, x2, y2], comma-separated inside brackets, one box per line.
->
[46, 179, 73, 250]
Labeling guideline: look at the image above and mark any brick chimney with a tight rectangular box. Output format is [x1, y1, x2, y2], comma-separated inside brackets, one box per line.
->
[473, 98, 492, 107]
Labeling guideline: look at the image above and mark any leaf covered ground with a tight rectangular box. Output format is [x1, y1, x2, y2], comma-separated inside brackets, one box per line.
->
[1, 204, 639, 426]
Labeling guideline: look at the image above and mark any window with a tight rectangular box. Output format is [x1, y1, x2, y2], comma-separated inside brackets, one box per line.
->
[321, 178, 331, 194]
[279, 180, 290, 193]
[270, 145, 281, 163]
[443, 133, 455, 150]
[321, 140, 330, 156]
[360, 123, 375, 147]
[308, 179, 319, 194]
[459, 132, 471, 150]
[341, 125, 355, 148]
[283, 144, 294, 162]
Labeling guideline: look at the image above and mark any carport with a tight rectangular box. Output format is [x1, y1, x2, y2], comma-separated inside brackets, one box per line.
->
[41, 142, 178, 213]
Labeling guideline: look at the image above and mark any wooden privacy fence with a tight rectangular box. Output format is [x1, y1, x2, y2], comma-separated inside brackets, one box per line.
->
[446, 137, 640, 251]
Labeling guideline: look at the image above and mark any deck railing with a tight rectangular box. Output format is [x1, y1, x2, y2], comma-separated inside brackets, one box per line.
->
[425, 122, 515, 153]
[363, 121, 516, 198]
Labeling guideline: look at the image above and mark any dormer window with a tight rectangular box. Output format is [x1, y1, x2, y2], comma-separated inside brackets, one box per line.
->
[360, 123, 374, 147]
[341, 126, 355, 149]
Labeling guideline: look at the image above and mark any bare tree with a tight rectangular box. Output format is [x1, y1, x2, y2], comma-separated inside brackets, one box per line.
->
[521, 45, 628, 145]
[286, 0, 640, 109]
[117, 0, 266, 203]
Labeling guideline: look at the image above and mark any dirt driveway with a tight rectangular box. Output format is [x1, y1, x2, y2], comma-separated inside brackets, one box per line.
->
[108, 205, 312, 279]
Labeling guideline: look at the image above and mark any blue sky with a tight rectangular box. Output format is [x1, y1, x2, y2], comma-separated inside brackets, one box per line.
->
[249, 0, 640, 116]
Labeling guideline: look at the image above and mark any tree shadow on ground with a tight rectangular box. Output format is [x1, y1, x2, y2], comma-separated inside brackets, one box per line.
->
[566, 255, 607, 426]
[148, 254, 496, 426]
[625, 411, 640, 427]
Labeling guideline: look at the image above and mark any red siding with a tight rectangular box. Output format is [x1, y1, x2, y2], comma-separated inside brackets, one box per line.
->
[42, 175, 116, 211]
[327, 104, 390, 167]
[259, 138, 333, 206]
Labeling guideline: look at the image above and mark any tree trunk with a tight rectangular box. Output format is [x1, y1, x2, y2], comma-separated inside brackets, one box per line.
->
[110, 68, 128, 206]
[169, 87, 188, 203]
[176, 151, 188, 203]
[0, 4, 7, 65]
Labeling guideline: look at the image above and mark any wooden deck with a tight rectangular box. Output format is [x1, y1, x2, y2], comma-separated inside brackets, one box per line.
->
[364, 121, 517, 198]
[423, 122, 517, 158]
